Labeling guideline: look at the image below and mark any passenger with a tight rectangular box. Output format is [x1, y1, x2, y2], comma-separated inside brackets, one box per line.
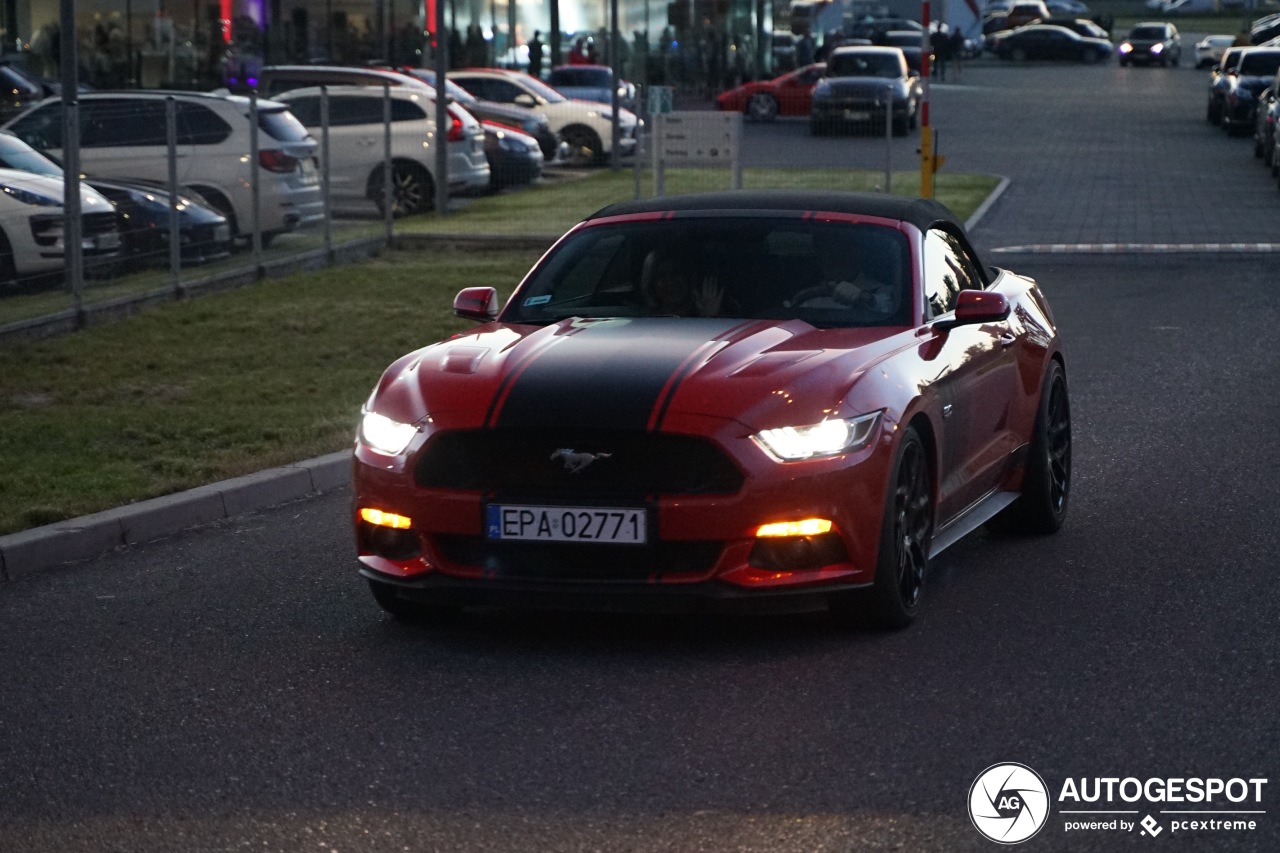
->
[789, 230, 904, 320]
[641, 246, 728, 316]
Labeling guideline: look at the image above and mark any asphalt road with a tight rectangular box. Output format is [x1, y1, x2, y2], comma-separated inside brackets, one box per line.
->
[2, 52, 1279, 852]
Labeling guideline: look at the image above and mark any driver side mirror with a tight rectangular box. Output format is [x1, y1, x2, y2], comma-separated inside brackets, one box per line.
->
[453, 287, 500, 321]
[934, 289, 1010, 330]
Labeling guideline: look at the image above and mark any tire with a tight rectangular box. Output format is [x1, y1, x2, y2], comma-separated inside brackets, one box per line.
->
[892, 115, 909, 137]
[993, 359, 1071, 534]
[746, 92, 779, 122]
[190, 187, 239, 239]
[1082, 48, 1100, 64]
[1207, 99, 1220, 125]
[374, 162, 434, 217]
[1254, 134, 1265, 159]
[562, 125, 603, 167]
[0, 228, 15, 284]
[367, 578, 458, 623]
[835, 427, 932, 630]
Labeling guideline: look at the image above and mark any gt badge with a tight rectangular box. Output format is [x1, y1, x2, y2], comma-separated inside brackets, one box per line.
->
[551, 448, 613, 473]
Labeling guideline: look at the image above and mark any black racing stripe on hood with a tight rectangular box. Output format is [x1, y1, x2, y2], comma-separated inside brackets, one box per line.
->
[492, 318, 744, 431]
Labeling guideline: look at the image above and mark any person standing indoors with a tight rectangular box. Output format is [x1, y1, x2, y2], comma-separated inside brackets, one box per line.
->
[528, 30, 544, 77]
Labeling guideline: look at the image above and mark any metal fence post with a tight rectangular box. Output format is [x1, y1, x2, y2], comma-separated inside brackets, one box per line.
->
[885, 84, 893, 194]
[59, 0, 83, 326]
[321, 86, 332, 261]
[653, 113, 664, 198]
[166, 96, 183, 296]
[249, 91, 263, 273]
[383, 83, 393, 244]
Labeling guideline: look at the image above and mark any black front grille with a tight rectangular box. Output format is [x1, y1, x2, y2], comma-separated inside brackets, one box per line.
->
[436, 535, 723, 581]
[83, 212, 118, 236]
[416, 429, 743, 497]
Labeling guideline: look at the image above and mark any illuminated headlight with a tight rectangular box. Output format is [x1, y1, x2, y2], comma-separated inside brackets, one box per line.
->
[752, 411, 882, 461]
[359, 409, 418, 456]
[1119, 43, 1133, 54]
[1151, 43, 1164, 54]
[2, 184, 61, 207]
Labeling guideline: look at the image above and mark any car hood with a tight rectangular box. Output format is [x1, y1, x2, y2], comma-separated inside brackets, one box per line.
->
[817, 78, 908, 97]
[0, 167, 112, 210]
[86, 179, 228, 224]
[371, 317, 908, 433]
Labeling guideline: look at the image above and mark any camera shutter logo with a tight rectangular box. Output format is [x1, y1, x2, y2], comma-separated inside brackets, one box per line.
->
[969, 763, 1051, 844]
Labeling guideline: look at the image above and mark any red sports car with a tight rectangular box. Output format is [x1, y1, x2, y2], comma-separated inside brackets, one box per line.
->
[352, 191, 1071, 628]
[715, 63, 827, 121]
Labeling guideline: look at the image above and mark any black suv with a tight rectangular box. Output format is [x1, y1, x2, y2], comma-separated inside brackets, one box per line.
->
[1118, 22, 1181, 67]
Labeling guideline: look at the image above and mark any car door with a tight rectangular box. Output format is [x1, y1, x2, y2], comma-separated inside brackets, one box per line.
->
[294, 94, 385, 206]
[919, 227, 1023, 520]
[76, 98, 193, 186]
[780, 65, 824, 114]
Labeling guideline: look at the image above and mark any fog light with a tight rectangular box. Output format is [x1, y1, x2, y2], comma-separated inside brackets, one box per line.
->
[748, 532, 849, 573]
[755, 518, 833, 538]
[360, 507, 412, 529]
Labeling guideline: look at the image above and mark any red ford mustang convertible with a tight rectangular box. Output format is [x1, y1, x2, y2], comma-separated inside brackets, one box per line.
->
[352, 191, 1071, 628]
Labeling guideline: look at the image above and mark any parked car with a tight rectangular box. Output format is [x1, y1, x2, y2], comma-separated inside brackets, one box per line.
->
[1222, 48, 1280, 134]
[2, 91, 323, 244]
[1251, 13, 1280, 45]
[994, 24, 1113, 62]
[351, 190, 1071, 627]
[770, 32, 799, 71]
[0, 167, 120, 283]
[1117, 22, 1182, 67]
[0, 131, 230, 268]
[274, 86, 489, 215]
[1207, 46, 1250, 125]
[0, 63, 47, 124]
[1252, 78, 1280, 163]
[845, 17, 924, 43]
[479, 121, 544, 189]
[546, 65, 638, 114]
[1195, 34, 1237, 69]
[450, 68, 640, 167]
[1003, 1, 1052, 29]
[811, 46, 921, 136]
[391, 68, 563, 162]
[715, 63, 826, 121]
[1040, 17, 1111, 40]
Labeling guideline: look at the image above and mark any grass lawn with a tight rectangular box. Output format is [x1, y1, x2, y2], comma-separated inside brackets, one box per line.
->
[0, 168, 998, 536]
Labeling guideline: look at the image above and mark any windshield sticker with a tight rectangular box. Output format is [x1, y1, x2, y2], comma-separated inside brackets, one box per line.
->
[523, 295, 552, 307]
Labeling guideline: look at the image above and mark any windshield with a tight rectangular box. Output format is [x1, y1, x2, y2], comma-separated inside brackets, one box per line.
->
[0, 135, 61, 177]
[1238, 52, 1280, 75]
[828, 52, 904, 78]
[1128, 26, 1167, 40]
[403, 69, 477, 105]
[518, 75, 568, 103]
[503, 218, 912, 328]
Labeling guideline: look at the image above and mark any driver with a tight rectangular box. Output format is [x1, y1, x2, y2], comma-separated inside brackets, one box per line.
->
[787, 231, 902, 317]
[642, 246, 729, 316]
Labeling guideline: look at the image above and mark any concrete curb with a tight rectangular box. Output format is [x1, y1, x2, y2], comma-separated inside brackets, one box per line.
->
[0, 451, 351, 584]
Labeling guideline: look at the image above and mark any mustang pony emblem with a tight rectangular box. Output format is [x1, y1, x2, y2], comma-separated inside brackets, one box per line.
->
[551, 448, 613, 473]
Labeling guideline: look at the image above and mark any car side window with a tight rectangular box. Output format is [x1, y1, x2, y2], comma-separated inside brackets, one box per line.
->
[176, 102, 232, 145]
[328, 96, 386, 126]
[283, 96, 321, 126]
[81, 99, 168, 147]
[923, 228, 983, 319]
[390, 99, 427, 122]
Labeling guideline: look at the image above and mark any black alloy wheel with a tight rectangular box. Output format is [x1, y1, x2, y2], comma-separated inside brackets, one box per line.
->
[838, 427, 932, 630]
[562, 126, 603, 167]
[747, 92, 779, 121]
[991, 359, 1072, 534]
[378, 162, 434, 217]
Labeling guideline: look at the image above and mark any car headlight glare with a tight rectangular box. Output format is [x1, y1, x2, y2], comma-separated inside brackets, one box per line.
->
[1119, 43, 1133, 54]
[2, 184, 61, 207]
[359, 410, 418, 456]
[1151, 43, 1164, 53]
[752, 411, 882, 461]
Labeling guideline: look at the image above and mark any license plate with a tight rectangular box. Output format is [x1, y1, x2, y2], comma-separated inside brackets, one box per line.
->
[88, 233, 121, 250]
[844, 110, 871, 121]
[486, 504, 647, 545]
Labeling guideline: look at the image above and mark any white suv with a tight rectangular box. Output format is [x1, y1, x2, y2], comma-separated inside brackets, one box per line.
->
[274, 85, 489, 215]
[2, 91, 323, 243]
[0, 167, 120, 283]
[449, 68, 639, 166]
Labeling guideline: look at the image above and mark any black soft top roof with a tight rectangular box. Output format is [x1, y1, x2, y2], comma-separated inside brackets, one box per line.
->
[588, 190, 964, 232]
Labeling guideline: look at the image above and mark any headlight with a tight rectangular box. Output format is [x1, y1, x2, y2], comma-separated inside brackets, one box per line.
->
[1119, 43, 1133, 54]
[752, 411, 882, 461]
[1151, 43, 1164, 54]
[359, 410, 418, 456]
[2, 184, 61, 207]
[497, 133, 528, 152]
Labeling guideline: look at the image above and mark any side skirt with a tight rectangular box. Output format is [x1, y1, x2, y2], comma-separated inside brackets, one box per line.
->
[929, 490, 1019, 559]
